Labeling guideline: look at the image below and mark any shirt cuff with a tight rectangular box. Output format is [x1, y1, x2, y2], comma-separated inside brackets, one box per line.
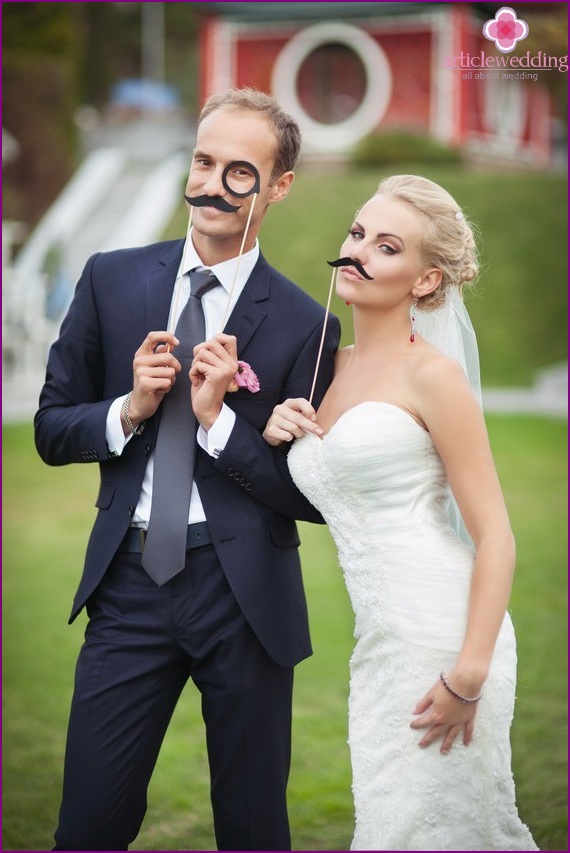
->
[106, 394, 132, 454]
[197, 403, 236, 458]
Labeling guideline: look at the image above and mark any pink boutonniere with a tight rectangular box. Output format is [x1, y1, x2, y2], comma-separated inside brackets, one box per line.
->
[227, 361, 260, 394]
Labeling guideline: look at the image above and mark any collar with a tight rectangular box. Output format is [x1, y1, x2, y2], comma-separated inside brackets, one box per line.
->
[179, 230, 260, 296]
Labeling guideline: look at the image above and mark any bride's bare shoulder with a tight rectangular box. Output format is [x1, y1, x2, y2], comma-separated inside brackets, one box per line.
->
[335, 345, 354, 368]
[412, 343, 473, 399]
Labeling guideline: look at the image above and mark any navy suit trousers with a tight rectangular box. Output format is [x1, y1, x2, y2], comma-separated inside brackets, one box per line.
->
[53, 545, 294, 851]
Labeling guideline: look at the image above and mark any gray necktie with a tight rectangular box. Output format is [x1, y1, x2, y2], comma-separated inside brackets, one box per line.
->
[141, 268, 219, 584]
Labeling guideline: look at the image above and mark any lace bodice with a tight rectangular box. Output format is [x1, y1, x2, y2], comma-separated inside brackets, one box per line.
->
[290, 400, 449, 540]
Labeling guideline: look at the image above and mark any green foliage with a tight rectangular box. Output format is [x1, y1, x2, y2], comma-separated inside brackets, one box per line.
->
[2, 2, 76, 56]
[77, 3, 142, 107]
[2, 417, 567, 850]
[2, 2, 201, 227]
[2, 3, 79, 226]
[163, 4, 201, 115]
[2, 54, 77, 224]
[351, 131, 463, 167]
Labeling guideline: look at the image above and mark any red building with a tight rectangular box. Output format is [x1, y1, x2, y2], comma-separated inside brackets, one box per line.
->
[198, 2, 555, 167]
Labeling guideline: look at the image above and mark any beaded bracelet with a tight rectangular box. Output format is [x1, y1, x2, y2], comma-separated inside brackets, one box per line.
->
[122, 392, 145, 436]
[439, 671, 483, 703]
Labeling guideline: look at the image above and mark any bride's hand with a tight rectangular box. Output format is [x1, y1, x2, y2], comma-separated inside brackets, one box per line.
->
[409, 678, 479, 754]
[263, 398, 323, 446]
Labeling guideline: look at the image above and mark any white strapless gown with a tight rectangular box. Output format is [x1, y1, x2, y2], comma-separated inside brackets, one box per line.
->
[288, 402, 538, 851]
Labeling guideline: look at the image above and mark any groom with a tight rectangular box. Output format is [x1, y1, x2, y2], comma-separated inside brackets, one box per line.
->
[35, 87, 340, 851]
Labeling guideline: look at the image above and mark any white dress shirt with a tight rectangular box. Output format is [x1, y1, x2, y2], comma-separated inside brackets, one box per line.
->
[105, 232, 260, 526]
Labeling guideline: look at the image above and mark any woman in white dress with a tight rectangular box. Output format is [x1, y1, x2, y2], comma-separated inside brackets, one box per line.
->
[263, 175, 538, 851]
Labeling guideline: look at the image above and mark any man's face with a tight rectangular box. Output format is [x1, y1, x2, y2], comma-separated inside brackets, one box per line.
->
[185, 107, 281, 249]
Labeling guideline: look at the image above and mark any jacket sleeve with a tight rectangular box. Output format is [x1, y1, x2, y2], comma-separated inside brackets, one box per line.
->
[213, 313, 340, 522]
[34, 253, 116, 466]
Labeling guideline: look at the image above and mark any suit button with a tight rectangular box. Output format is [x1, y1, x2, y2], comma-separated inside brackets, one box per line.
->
[226, 467, 235, 476]
[128, 505, 135, 517]
[145, 445, 152, 456]
[233, 472, 241, 481]
[245, 483, 252, 491]
[239, 477, 246, 486]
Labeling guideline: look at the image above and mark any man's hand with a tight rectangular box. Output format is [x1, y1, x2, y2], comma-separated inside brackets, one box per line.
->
[124, 331, 181, 433]
[190, 334, 239, 430]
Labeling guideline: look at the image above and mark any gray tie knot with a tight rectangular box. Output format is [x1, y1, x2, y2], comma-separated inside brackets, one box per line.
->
[190, 268, 219, 300]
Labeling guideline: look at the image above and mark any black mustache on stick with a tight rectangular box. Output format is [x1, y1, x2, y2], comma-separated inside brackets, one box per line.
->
[184, 193, 241, 213]
[327, 257, 374, 280]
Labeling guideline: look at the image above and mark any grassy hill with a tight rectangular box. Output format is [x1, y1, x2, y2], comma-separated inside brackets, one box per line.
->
[165, 164, 567, 386]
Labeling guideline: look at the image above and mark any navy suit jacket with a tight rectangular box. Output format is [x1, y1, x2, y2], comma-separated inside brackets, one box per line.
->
[35, 240, 340, 667]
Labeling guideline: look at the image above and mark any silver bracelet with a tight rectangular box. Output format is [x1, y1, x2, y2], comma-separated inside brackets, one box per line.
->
[439, 671, 483, 703]
[122, 392, 145, 436]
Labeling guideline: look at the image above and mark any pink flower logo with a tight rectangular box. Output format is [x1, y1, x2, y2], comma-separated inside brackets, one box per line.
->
[483, 6, 529, 53]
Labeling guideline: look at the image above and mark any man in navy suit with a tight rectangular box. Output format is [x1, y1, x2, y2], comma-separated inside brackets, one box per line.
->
[35, 88, 340, 851]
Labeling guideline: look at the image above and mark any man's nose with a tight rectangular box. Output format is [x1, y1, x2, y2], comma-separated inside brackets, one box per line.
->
[201, 168, 225, 196]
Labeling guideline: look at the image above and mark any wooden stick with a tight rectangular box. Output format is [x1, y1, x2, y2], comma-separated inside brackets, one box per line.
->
[220, 193, 258, 332]
[166, 207, 193, 353]
[308, 266, 337, 406]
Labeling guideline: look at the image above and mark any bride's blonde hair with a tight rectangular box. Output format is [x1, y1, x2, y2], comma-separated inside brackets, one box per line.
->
[375, 175, 479, 310]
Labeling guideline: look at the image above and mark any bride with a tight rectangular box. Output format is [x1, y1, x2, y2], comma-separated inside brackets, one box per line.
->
[263, 175, 538, 850]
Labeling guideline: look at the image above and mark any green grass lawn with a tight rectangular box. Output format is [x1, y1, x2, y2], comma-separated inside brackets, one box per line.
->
[2, 415, 567, 851]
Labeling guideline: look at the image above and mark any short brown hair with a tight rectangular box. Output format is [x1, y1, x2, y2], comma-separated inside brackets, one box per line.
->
[198, 88, 301, 182]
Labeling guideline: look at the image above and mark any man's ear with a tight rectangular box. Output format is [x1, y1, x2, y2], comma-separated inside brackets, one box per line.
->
[412, 268, 442, 298]
[268, 171, 295, 204]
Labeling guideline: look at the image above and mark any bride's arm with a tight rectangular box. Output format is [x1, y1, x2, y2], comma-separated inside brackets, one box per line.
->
[410, 355, 516, 752]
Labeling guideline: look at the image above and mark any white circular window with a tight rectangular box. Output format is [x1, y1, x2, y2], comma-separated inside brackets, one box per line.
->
[271, 22, 392, 153]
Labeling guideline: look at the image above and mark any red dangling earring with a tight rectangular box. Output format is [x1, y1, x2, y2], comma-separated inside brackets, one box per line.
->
[409, 297, 418, 342]
[345, 301, 351, 306]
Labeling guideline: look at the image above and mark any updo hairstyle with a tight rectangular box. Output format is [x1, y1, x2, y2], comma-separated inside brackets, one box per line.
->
[375, 175, 479, 310]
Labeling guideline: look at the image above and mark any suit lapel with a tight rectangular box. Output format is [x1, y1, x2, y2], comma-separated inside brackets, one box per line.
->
[223, 255, 270, 356]
[145, 240, 184, 331]
[140, 242, 183, 433]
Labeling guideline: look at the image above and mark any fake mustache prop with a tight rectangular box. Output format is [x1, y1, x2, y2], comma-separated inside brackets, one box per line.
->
[309, 257, 372, 404]
[327, 257, 374, 280]
[184, 193, 241, 213]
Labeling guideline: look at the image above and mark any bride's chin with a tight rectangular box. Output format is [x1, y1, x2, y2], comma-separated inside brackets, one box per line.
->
[336, 284, 356, 301]
[340, 293, 360, 308]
